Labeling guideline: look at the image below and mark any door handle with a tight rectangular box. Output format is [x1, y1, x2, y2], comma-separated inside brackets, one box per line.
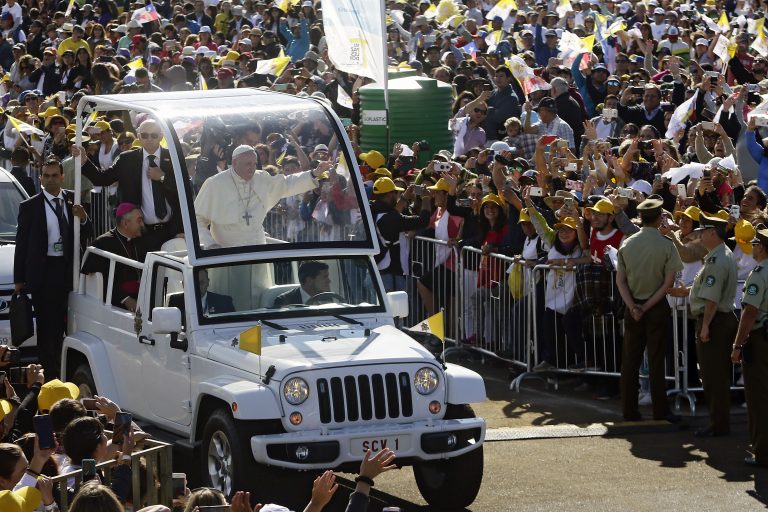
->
[139, 335, 155, 346]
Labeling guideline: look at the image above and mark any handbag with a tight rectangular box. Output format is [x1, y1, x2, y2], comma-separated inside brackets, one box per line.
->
[9, 294, 34, 347]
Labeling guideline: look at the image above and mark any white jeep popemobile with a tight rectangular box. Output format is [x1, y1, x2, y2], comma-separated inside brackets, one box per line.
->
[62, 90, 486, 509]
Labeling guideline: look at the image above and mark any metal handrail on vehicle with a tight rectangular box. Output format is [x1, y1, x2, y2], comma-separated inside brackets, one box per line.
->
[77, 246, 145, 305]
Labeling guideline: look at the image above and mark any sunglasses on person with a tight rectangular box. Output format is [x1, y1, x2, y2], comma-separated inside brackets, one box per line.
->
[139, 132, 161, 140]
[474, 108, 487, 114]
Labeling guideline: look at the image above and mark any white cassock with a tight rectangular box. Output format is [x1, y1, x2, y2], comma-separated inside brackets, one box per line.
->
[195, 168, 318, 247]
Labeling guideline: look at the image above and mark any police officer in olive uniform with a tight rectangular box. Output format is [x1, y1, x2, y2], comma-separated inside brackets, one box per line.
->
[616, 196, 683, 422]
[732, 224, 768, 467]
[690, 213, 738, 437]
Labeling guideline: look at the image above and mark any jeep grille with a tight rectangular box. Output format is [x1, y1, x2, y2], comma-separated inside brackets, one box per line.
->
[316, 373, 413, 424]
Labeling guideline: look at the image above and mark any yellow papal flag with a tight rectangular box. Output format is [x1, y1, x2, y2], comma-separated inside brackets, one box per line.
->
[412, 311, 445, 343]
[239, 324, 262, 355]
[7, 115, 45, 137]
[718, 11, 729, 30]
[126, 58, 144, 70]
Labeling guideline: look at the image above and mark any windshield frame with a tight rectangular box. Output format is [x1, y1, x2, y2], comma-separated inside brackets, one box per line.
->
[74, 90, 378, 270]
[192, 255, 387, 326]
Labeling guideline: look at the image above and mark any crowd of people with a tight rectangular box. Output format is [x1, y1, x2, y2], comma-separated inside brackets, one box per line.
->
[0, 347, 397, 512]
[4, 0, 768, 509]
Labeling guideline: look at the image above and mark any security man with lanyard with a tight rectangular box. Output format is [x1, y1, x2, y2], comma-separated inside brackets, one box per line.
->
[731, 224, 768, 467]
[690, 212, 738, 437]
[616, 195, 683, 422]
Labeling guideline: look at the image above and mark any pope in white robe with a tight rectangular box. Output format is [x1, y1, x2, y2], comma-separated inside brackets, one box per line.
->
[194, 145, 322, 248]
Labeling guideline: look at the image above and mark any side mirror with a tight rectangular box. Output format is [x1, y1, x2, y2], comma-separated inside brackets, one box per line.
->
[387, 291, 409, 319]
[152, 307, 187, 351]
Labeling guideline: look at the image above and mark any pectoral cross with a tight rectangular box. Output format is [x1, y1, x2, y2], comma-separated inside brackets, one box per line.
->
[242, 211, 252, 226]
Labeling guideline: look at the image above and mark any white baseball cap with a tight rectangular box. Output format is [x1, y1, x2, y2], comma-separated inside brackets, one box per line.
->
[668, 26, 679, 35]
[696, 38, 708, 46]
[630, 179, 652, 196]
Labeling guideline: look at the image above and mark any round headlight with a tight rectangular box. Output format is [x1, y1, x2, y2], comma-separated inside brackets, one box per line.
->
[283, 377, 309, 405]
[414, 367, 439, 395]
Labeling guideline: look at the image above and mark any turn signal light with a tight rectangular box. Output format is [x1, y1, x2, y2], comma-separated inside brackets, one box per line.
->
[429, 401, 441, 414]
[290, 412, 303, 425]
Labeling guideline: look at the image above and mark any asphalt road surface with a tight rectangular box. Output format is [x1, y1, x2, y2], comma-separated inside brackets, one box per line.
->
[326, 360, 768, 512]
[168, 359, 767, 511]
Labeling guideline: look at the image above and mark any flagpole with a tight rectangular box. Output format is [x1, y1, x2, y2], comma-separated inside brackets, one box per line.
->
[380, 0, 389, 153]
[440, 307, 447, 370]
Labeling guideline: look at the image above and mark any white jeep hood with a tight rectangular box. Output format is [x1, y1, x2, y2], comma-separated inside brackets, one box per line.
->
[204, 324, 438, 376]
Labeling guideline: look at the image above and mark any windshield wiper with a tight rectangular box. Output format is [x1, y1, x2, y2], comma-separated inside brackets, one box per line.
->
[0, 237, 14, 244]
[330, 314, 363, 326]
[261, 319, 289, 331]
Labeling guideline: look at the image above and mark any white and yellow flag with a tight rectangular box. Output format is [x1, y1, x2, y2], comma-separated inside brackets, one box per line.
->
[323, 0, 386, 87]
[412, 311, 445, 343]
[485, 0, 518, 20]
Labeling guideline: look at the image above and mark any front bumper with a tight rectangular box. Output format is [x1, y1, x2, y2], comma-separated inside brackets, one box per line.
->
[250, 417, 485, 470]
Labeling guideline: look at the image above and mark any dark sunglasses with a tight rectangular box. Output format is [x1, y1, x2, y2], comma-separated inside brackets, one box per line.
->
[139, 132, 161, 140]
[474, 108, 487, 114]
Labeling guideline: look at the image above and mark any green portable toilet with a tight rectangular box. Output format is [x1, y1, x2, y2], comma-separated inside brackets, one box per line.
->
[359, 76, 453, 168]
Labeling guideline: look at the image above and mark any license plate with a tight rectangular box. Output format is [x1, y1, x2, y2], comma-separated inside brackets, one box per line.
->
[351, 435, 410, 456]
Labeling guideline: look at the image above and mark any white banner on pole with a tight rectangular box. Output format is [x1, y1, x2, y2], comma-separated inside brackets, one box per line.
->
[323, 0, 387, 91]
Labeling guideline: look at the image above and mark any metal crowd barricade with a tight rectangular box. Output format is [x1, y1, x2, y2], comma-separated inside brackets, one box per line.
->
[669, 302, 697, 413]
[508, 264, 626, 390]
[458, 247, 533, 371]
[668, 284, 746, 415]
[51, 436, 173, 511]
[407, 236, 460, 341]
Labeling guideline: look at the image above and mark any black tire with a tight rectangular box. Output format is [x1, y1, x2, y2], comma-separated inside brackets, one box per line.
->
[200, 409, 260, 498]
[71, 364, 97, 398]
[413, 404, 484, 510]
[199, 409, 316, 508]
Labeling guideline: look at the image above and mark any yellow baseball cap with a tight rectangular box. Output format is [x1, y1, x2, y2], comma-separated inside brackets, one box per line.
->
[427, 178, 450, 192]
[38, 106, 60, 119]
[370, 167, 392, 180]
[587, 198, 615, 215]
[0, 399, 12, 421]
[373, 177, 404, 194]
[481, 193, 504, 209]
[0, 487, 42, 512]
[359, 150, 386, 169]
[731, 219, 756, 254]
[38, 379, 80, 413]
[678, 205, 701, 222]
[554, 216, 579, 230]
[518, 207, 531, 223]
[94, 120, 111, 132]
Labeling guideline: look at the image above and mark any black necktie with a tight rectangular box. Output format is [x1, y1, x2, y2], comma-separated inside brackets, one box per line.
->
[55, 197, 71, 257]
[148, 154, 168, 219]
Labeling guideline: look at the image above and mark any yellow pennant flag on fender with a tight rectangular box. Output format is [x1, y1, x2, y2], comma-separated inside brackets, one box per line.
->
[239, 324, 262, 355]
[412, 311, 445, 343]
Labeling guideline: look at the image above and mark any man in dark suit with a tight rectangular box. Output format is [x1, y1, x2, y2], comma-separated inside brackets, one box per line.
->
[81, 203, 148, 312]
[168, 269, 234, 326]
[8, 147, 35, 197]
[187, 0, 214, 30]
[273, 260, 330, 307]
[72, 119, 184, 250]
[14, 157, 91, 379]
